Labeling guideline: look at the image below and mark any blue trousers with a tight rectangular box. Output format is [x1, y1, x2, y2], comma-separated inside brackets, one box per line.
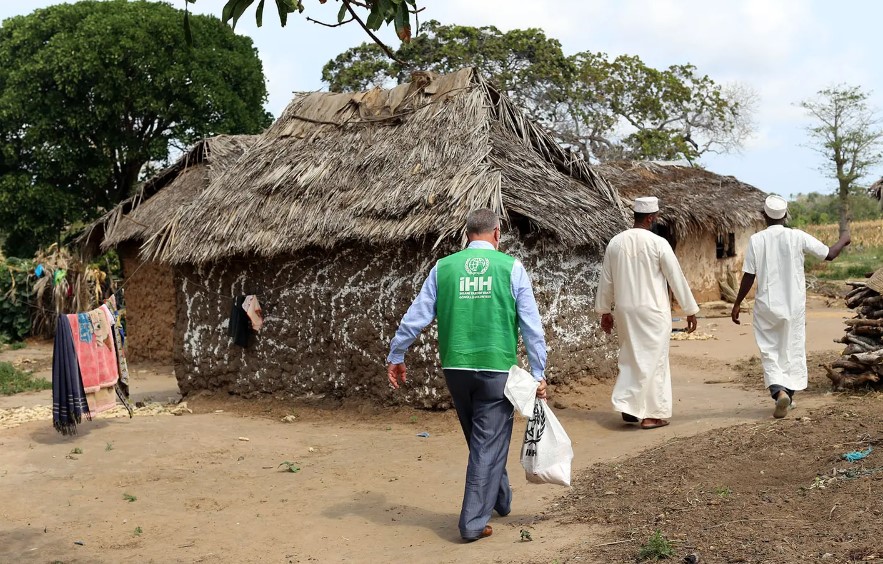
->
[444, 369, 514, 540]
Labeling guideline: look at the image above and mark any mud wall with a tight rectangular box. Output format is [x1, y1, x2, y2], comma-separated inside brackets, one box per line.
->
[675, 224, 761, 303]
[173, 235, 614, 408]
[120, 245, 176, 363]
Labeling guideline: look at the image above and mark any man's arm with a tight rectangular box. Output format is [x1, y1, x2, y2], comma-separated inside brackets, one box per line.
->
[825, 233, 851, 261]
[387, 266, 438, 388]
[659, 243, 699, 332]
[730, 273, 756, 325]
[731, 241, 756, 325]
[595, 248, 616, 334]
[512, 262, 548, 396]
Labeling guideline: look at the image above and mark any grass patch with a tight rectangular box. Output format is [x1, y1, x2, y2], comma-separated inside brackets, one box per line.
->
[806, 245, 882, 280]
[638, 530, 674, 561]
[10, 341, 26, 350]
[123, 493, 137, 502]
[0, 361, 51, 395]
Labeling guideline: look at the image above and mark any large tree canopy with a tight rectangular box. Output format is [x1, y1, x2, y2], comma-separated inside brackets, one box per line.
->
[800, 85, 883, 237]
[0, 0, 272, 257]
[322, 20, 754, 164]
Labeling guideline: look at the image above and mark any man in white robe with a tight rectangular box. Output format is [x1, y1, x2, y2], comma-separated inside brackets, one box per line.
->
[595, 196, 699, 430]
[731, 195, 850, 417]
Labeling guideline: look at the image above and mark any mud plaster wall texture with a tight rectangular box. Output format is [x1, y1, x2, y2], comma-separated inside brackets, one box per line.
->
[173, 235, 615, 409]
[675, 225, 760, 304]
[120, 246, 176, 363]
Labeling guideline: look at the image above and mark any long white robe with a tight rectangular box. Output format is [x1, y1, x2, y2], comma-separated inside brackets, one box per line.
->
[743, 225, 829, 391]
[595, 229, 699, 419]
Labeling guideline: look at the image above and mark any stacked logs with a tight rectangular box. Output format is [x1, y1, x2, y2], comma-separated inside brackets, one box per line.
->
[825, 278, 883, 390]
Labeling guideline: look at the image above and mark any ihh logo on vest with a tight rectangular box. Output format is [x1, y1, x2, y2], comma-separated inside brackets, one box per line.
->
[459, 257, 493, 299]
[464, 257, 489, 275]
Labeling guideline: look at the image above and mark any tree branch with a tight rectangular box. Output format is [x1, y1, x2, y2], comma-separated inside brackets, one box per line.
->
[306, 16, 354, 28]
[343, 1, 406, 66]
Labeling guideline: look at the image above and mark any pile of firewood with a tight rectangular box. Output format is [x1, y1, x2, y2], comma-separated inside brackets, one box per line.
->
[825, 276, 883, 390]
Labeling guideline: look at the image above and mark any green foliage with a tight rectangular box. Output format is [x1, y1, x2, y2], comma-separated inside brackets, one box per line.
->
[71, 448, 83, 455]
[0, 361, 51, 395]
[713, 486, 732, 498]
[799, 85, 883, 235]
[0, 258, 34, 343]
[123, 493, 137, 502]
[0, 1, 272, 257]
[321, 21, 753, 163]
[638, 530, 674, 561]
[278, 461, 301, 473]
[807, 246, 883, 280]
[106, 442, 115, 452]
[789, 191, 883, 227]
[134, 526, 143, 536]
[216, 0, 417, 41]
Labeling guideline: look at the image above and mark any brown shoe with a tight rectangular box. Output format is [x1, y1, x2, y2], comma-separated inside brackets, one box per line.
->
[464, 525, 493, 542]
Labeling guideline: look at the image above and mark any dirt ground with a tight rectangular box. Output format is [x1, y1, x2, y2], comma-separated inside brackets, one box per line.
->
[0, 296, 869, 563]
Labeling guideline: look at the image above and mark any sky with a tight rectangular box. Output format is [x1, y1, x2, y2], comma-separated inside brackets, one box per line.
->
[3, 0, 883, 199]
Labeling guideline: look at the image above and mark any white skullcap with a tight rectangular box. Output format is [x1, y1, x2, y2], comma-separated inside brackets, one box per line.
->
[764, 195, 788, 219]
[633, 196, 659, 214]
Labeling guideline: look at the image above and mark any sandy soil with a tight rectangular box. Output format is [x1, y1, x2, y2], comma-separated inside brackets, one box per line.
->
[0, 298, 854, 563]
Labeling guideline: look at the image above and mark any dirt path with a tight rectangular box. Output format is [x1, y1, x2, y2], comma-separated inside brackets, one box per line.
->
[0, 299, 850, 563]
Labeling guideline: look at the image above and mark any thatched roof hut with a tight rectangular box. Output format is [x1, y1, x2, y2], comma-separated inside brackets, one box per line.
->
[81, 134, 257, 256]
[81, 134, 256, 363]
[595, 160, 768, 303]
[146, 68, 626, 264]
[870, 177, 882, 203]
[139, 68, 627, 407]
[595, 160, 767, 236]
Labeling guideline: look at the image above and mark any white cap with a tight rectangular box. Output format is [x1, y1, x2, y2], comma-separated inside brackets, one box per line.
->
[633, 196, 659, 214]
[764, 195, 787, 219]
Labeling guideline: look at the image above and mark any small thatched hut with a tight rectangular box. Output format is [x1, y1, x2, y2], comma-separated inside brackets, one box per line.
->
[145, 68, 629, 408]
[870, 177, 882, 204]
[82, 135, 257, 362]
[596, 161, 767, 303]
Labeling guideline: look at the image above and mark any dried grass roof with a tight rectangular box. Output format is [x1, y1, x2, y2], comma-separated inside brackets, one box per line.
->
[145, 68, 628, 264]
[595, 161, 768, 235]
[870, 177, 882, 201]
[79, 135, 257, 256]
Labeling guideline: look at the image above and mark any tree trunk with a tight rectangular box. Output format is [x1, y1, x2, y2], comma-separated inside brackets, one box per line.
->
[838, 178, 850, 238]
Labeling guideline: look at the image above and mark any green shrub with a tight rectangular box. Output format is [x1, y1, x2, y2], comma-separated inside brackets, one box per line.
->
[638, 530, 674, 561]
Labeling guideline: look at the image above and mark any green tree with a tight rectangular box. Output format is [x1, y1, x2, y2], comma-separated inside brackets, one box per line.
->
[789, 190, 883, 227]
[800, 85, 883, 237]
[193, 0, 419, 62]
[0, 0, 272, 257]
[321, 21, 754, 163]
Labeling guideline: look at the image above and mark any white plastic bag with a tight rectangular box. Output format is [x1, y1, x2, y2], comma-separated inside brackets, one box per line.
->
[506, 366, 574, 487]
[520, 398, 573, 487]
[504, 365, 538, 417]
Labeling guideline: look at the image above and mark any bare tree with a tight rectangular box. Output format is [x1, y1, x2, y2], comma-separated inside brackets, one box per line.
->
[800, 85, 883, 236]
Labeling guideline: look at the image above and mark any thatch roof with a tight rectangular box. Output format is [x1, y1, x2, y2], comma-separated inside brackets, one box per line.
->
[145, 68, 628, 265]
[595, 161, 767, 235]
[79, 135, 257, 256]
[870, 177, 882, 201]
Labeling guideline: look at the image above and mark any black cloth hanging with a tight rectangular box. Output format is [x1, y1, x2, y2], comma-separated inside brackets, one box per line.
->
[52, 315, 91, 435]
[229, 295, 250, 347]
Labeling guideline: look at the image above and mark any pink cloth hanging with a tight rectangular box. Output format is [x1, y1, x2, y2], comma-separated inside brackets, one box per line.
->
[66, 305, 119, 413]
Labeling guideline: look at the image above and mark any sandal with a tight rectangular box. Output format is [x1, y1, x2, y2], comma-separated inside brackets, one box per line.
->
[640, 418, 670, 430]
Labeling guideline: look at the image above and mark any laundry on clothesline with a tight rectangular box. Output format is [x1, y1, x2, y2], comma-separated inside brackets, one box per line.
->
[51, 290, 134, 434]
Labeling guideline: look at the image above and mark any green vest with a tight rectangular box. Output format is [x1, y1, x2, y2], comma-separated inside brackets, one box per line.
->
[436, 247, 518, 371]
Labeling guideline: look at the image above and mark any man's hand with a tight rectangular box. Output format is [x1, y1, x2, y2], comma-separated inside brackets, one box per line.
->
[731, 304, 741, 325]
[536, 379, 547, 399]
[387, 363, 407, 389]
[600, 313, 614, 334]
[686, 314, 698, 333]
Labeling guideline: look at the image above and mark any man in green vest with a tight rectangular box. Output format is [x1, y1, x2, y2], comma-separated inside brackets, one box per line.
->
[387, 208, 549, 541]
